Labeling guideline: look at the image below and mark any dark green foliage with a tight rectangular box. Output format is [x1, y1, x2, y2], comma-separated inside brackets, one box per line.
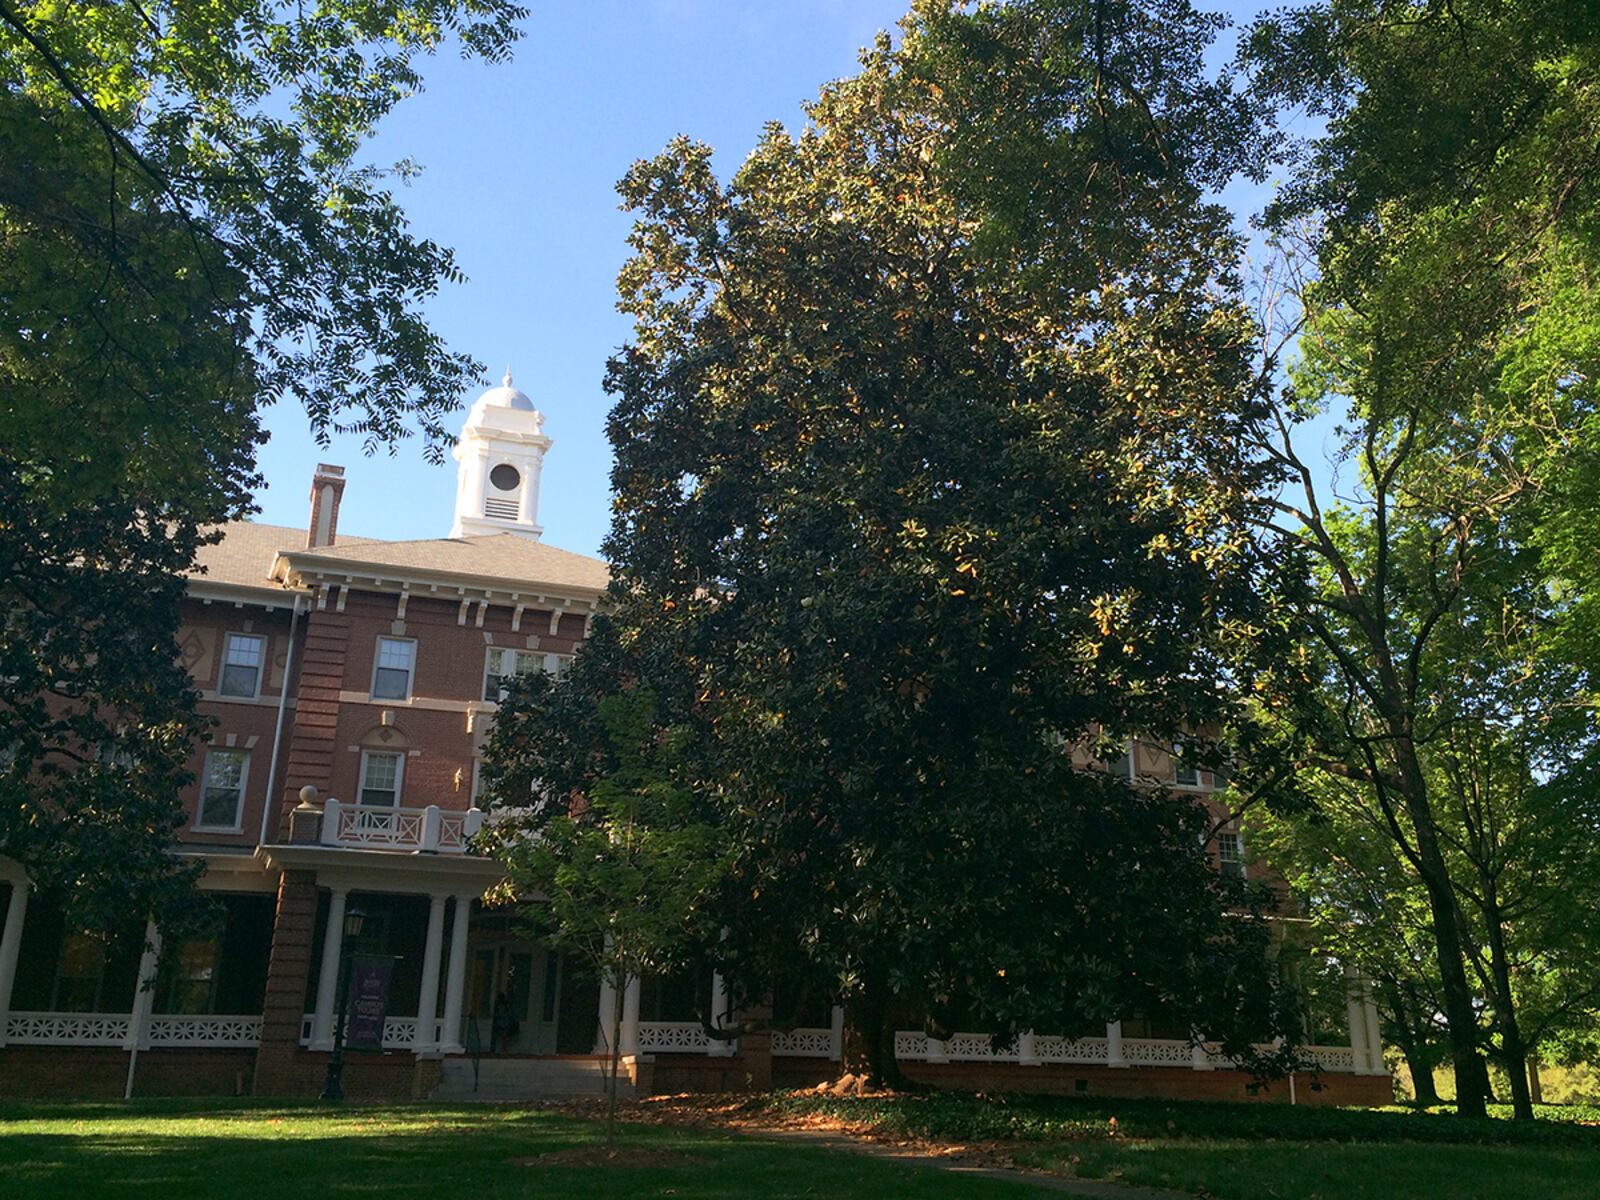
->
[0, 1, 523, 926]
[489, 0, 1304, 1085]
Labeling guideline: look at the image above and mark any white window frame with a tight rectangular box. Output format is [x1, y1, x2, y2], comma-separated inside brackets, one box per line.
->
[1218, 828, 1247, 880]
[370, 636, 417, 701]
[1105, 738, 1133, 780]
[1173, 742, 1202, 789]
[483, 646, 544, 704]
[218, 632, 266, 700]
[358, 749, 405, 808]
[196, 747, 250, 832]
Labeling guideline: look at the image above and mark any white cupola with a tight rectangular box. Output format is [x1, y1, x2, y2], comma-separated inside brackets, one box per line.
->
[450, 368, 552, 540]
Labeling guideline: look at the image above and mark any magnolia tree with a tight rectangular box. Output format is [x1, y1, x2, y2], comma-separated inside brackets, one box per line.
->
[487, 0, 1307, 1086]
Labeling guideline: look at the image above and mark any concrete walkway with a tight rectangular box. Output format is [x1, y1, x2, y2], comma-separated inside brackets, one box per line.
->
[751, 1127, 1193, 1198]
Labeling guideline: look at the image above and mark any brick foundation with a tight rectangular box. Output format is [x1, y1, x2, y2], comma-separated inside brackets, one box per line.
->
[0, 1047, 257, 1100]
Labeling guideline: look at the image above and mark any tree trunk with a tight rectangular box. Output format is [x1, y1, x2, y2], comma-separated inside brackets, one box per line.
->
[1382, 979, 1440, 1107]
[1483, 903, 1533, 1120]
[607, 963, 624, 1151]
[1527, 1058, 1543, 1105]
[1391, 738, 1488, 1119]
[841, 981, 910, 1090]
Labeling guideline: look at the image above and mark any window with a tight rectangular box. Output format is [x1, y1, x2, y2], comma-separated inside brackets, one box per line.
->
[483, 648, 571, 702]
[371, 637, 416, 700]
[1105, 740, 1132, 780]
[490, 463, 521, 491]
[484, 647, 543, 702]
[218, 634, 265, 698]
[53, 933, 108, 1011]
[359, 751, 404, 807]
[1218, 830, 1246, 880]
[1173, 743, 1200, 788]
[198, 749, 249, 830]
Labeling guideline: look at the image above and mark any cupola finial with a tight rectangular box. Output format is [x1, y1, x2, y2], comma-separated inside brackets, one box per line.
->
[503, 365, 514, 387]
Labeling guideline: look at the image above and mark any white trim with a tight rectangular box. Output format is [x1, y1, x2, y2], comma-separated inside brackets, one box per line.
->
[194, 747, 250, 833]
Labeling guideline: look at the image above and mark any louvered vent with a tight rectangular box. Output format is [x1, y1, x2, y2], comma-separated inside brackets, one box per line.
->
[483, 497, 520, 520]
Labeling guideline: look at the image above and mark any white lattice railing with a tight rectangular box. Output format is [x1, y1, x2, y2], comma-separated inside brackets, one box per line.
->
[893, 1030, 1363, 1073]
[1034, 1035, 1109, 1064]
[320, 800, 483, 854]
[1305, 1044, 1358, 1072]
[6, 1012, 131, 1045]
[297, 1013, 445, 1049]
[147, 1015, 262, 1047]
[637, 1021, 710, 1052]
[771, 1026, 841, 1059]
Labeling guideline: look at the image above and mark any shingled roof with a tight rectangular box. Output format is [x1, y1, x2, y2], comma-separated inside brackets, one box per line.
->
[278, 532, 610, 594]
[188, 521, 608, 598]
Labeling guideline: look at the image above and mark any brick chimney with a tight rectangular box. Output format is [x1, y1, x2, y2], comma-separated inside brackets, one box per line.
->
[306, 464, 346, 548]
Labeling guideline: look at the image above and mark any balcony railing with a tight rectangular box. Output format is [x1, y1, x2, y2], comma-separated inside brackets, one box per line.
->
[320, 800, 483, 854]
[297, 1013, 446, 1049]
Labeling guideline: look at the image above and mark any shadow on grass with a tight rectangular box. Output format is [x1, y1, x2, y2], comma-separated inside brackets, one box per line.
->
[1020, 1135, 1600, 1200]
[0, 1104, 1039, 1200]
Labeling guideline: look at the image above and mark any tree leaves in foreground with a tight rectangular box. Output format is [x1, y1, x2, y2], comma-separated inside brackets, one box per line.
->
[1242, 0, 1600, 1117]
[488, 0, 1302, 1084]
[0, 0, 523, 928]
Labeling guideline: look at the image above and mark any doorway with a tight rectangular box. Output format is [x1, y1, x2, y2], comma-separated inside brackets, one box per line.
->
[467, 940, 563, 1054]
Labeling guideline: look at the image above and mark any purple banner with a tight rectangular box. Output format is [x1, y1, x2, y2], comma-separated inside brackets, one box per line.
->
[346, 954, 395, 1051]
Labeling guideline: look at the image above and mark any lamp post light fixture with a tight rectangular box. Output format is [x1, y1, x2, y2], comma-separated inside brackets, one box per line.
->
[319, 902, 366, 1103]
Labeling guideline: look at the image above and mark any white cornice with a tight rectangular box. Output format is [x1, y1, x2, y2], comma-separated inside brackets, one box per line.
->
[269, 553, 605, 611]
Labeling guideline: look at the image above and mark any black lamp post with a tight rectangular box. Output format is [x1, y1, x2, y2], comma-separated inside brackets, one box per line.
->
[319, 903, 366, 1103]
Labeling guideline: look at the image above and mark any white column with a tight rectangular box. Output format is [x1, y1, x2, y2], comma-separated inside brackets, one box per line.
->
[125, 920, 163, 1050]
[595, 973, 618, 1054]
[1344, 965, 1370, 1072]
[707, 971, 735, 1056]
[1361, 979, 1384, 1075]
[0, 875, 31, 1048]
[414, 894, 448, 1054]
[123, 919, 163, 1100]
[311, 887, 348, 1050]
[439, 893, 473, 1053]
[1191, 1037, 1214, 1070]
[620, 975, 641, 1056]
[829, 1004, 845, 1062]
[1106, 1020, 1126, 1067]
[924, 1036, 949, 1063]
[1017, 1030, 1039, 1066]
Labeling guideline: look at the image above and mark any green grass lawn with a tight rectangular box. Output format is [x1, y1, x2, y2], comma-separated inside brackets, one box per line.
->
[762, 1093, 1600, 1200]
[7, 1095, 1598, 1200]
[0, 1099, 1037, 1200]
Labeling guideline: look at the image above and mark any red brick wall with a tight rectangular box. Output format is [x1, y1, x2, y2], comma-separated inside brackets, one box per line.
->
[0, 1047, 256, 1099]
[254, 870, 319, 1094]
[175, 601, 301, 849]
[266, 590, 589, 835]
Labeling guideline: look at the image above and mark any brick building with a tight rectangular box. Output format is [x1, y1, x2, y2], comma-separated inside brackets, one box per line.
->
[0, 373, 1392, 1104]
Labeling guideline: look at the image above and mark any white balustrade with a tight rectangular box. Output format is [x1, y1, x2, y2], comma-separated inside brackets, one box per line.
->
[320, 800, 483, 854]
[636, 1021, 709, 1052]
[891, 1029, 1367, 1074]
[771, 1027, 839, 1058]
[298, 1013, 445, 1050]
[7, 1013, 131, 1045]
[147, 1016, 263, 1047]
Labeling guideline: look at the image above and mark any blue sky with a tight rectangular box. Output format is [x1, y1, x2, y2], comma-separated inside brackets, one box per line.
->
[254, 0, 1282, 557]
